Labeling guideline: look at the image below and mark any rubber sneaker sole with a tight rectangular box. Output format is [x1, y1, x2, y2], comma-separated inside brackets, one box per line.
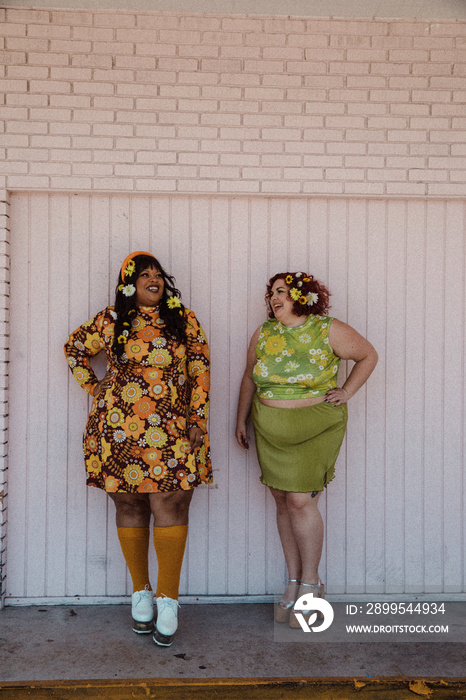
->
[132, 618, 154, 634]
[153, 628, 175, 646]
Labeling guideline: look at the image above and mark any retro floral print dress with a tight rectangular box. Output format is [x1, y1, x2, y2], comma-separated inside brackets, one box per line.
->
[64, 305, 212, 493]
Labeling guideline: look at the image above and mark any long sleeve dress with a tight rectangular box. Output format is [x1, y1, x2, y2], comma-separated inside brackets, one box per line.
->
[64, 304, 212, 493]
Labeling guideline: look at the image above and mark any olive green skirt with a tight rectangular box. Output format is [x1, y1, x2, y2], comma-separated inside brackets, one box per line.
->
[251, 394, 348, 492]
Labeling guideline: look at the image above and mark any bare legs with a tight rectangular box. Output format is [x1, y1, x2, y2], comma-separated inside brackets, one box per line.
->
[270, 487, 323, 601]
[109, 490, 193, 528]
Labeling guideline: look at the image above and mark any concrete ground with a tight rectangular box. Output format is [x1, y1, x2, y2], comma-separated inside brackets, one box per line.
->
[0, 602, 465, 683]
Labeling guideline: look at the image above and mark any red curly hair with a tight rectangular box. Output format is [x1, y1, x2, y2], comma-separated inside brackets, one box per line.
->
[266, 272, 331, 319]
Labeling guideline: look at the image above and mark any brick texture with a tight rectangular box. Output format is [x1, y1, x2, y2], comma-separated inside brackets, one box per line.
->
[0, 8, 465, 196]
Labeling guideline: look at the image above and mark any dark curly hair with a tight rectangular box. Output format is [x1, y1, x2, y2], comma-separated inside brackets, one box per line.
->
[112, 254, 186, 361]
[265, 272, 331, 319]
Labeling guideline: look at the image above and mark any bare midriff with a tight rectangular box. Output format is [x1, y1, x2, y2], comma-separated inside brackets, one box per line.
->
[259, 395, 326, 409]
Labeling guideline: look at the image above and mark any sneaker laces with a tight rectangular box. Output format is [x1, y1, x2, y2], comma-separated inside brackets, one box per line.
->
[158, 594, 180, 612]
[135, 585, 152, 600]
[132, 586, 153, 608]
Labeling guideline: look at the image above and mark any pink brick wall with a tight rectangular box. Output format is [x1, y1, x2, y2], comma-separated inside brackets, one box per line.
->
[1, 7, 466, 197]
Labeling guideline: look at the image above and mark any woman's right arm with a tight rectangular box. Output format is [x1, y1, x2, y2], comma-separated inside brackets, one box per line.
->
[235, 327, 261, 450]
[64, 310, 108, 396]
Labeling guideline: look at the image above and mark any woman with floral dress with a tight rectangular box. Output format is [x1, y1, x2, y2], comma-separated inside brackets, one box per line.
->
[236, 272, 377, 627]
[65, 252, 211, 647]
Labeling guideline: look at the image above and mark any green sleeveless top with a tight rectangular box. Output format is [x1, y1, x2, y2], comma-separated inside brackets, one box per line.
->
[253, 315, 340, 400]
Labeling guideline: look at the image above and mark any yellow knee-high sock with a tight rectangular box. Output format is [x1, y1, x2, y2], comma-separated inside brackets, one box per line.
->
[117, 527, 151, 593]
[153, 525, 188, 600]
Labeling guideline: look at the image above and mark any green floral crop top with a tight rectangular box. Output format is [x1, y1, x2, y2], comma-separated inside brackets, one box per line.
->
[253, 315, 340, 400]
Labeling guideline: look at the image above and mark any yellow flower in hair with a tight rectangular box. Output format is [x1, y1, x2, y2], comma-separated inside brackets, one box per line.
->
[285, 275, 294, 284]
[299, 296, 307, 305]
[303, 277, 310, 282]
[289, 287, 301, 301]
[124, 259, 135, 278]
[167, 296, 182, 309]
[117, 334, 127, 344]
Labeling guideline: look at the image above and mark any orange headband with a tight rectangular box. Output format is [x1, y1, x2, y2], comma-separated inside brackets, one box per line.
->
[120, 251, 155, 282]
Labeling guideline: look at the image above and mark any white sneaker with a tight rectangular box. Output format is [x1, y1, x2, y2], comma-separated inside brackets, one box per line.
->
[153, 595, 179, 646]
[131, 586, 154, 634]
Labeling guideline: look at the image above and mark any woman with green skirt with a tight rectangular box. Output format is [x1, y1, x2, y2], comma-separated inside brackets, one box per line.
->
[236, 272, 378, 627]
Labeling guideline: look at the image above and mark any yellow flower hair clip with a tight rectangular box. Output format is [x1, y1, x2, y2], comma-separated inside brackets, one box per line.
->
[167, 296, 182, 309]
[123, 259, 136, 278]
[120, 251, 155, 283]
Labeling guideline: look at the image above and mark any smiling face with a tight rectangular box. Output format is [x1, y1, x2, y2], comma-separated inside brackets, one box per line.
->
[269, 279, 306, 327]
[135, 265, 165, 307]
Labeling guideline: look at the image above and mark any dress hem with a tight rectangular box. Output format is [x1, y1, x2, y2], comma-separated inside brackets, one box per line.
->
[87, 477, 213, 494]
[259, 470, 335, 493]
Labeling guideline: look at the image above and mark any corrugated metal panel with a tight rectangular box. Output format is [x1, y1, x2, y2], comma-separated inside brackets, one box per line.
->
[6, 194, 465, 601]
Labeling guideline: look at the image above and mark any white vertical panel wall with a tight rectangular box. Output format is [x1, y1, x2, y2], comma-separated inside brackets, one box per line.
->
[6, 194, 465, 603]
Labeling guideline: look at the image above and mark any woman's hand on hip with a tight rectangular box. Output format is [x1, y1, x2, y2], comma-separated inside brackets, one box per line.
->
[92, 371, 113, 397]
[325, 387, 350, 406]
[188, 425, 205, 450]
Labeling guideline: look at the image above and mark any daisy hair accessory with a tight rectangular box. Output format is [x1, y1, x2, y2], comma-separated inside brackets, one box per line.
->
[285, 273, 320, 307]
[266, 271, 331, 319]
[120, 251, 155, 282]
[284, 272, 309, 290]
[119, 284, 136, 297]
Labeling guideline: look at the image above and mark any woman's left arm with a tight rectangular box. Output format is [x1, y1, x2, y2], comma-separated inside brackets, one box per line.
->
[185, 310, 210, 449]
[326, 319, 378, 406]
